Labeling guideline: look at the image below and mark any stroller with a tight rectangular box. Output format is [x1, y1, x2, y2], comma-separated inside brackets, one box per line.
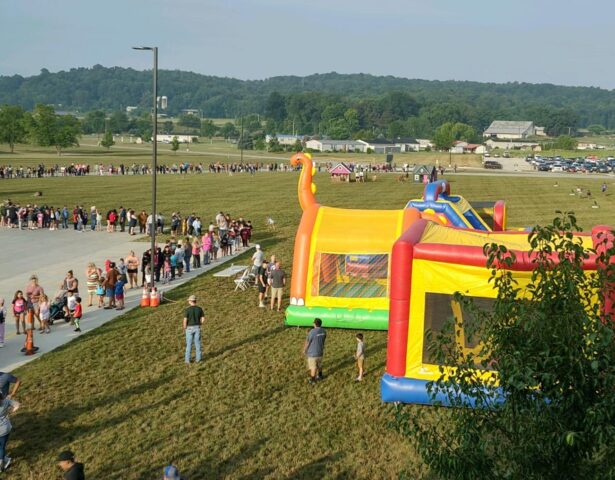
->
[49, 290, 68, 325]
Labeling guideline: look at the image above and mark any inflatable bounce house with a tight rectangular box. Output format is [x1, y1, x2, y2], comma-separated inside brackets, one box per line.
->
[407, 180, 506, 231]
[380, 221, 614, 405]
[285, 152, 506, 331]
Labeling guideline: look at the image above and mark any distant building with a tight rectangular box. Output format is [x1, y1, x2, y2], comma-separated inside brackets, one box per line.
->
[416, 139, 434, 150]
[393, 137, 421, 152]
[485, 139, 539, 150]
[156, 134, 197, 144]
[357, 139, 401, 154]
[266, 134, 305, 146]
[483, 121, 535, 139]
[126, 106, 138, 113]
[181, 109, 200, 116]
[329, 162, 353, 182]
[451, 141, 483, 154]
[412, 165, 437, 183]
[305, 139, 363, 152]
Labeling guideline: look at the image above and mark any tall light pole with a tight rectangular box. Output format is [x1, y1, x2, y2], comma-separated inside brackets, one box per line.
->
[133, 46, 158, 289]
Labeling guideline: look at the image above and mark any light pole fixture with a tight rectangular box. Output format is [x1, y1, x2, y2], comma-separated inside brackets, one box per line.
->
[133, 46, 158, 289]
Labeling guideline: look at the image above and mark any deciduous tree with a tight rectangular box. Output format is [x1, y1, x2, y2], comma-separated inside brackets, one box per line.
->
[395, 213, 615, 480]
[0, 104, 26, 152]
[100, 130, 114, 149]
[25, 104, 80, 155]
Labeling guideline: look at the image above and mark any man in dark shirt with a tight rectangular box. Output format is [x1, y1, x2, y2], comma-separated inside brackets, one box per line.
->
[57, 450, 85, 480]
[303, 318, 327, 384]
[269, 261, 286, 311]
[257, 260, 269, 308]
[183, 295, 205, 364]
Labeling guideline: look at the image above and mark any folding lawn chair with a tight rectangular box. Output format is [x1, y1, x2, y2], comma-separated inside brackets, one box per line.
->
[234, 268, 252, 291]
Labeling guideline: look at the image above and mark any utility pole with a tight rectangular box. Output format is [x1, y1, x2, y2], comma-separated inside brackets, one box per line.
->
[240, 114, 244, 164]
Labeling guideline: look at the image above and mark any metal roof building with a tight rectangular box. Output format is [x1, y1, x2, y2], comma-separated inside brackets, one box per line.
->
[483, 121, 535, 139]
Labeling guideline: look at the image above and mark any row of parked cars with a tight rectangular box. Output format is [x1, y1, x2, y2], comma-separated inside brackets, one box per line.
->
[528, 156, 615, 174]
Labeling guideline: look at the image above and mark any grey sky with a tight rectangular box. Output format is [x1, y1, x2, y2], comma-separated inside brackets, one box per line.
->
[1, 0, 614, 89]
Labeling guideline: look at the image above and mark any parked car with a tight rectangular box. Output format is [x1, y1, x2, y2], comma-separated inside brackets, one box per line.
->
[484, 160, 503, 169]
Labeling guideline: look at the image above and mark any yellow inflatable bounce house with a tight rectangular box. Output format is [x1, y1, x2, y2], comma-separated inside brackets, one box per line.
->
[381, 220, 614, 405]
[285, 153, 507, 330]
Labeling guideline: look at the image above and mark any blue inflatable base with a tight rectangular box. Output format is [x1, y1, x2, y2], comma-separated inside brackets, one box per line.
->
[381, 373, 505, 408]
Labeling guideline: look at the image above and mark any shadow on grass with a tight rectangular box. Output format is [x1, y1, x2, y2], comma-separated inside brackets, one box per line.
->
[13, 373, 176, 460]
[287, 453, 344, 479]
[151, 437, 273, 479]
[202, 324, 286, 362]
[325, 341, 387, 378]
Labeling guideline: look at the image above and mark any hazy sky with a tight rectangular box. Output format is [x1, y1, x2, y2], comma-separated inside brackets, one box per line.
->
[1, 0, 614, 89]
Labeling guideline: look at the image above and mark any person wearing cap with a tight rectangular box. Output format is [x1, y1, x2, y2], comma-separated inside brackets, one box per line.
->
[163, 464, 183, 480]
[251, 244, 264, 274]
[183, 295, 205, 364]
[57, 450, 85, 479]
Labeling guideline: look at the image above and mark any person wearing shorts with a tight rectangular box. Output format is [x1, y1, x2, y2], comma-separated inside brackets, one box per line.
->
[303, 318, 327, 384]
[25, 275, 44, 330]
[103, 264, 118, 309]
[269, 261, 286, 311]
[125, 251, 139, 289]
[257, 260, 268, 308]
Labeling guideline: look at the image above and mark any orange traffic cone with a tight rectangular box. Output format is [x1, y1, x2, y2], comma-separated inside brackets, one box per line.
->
[21, 329, 39, 356]
[150, 287, 160, 307]
[140, 287, 150, 307]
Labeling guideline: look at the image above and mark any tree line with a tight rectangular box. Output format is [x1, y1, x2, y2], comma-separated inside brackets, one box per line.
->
[2, 66, 615, 133]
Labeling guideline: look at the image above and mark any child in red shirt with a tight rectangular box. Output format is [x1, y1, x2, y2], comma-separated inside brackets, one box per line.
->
[73, 297, 83, 333]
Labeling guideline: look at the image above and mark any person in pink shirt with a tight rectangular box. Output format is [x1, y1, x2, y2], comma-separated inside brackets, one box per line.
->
[201, 232, 213, 265]
[192, 238, 201, 269]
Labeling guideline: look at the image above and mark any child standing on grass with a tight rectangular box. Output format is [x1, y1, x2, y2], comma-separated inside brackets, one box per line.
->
[11, 291, 25, 335]
[0, 298, 6, 347]
[355, 333, 365, 382]
[115, 276, 126, 310]
[73, 297, 82, 333]
[39, 294, 51, 334]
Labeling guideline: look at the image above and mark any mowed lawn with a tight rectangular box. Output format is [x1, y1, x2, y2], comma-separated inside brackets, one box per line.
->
[0, 138, 484, 169]
[2, 171, 615, 479]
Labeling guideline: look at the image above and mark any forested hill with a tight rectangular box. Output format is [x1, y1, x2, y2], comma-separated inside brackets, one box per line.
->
[2, 65, 615, 130]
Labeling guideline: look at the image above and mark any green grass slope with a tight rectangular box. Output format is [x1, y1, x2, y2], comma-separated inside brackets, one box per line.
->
[4, 172, 615, 478]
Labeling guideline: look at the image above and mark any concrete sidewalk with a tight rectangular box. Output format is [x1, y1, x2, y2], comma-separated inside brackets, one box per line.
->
[0, 228, 252, 371]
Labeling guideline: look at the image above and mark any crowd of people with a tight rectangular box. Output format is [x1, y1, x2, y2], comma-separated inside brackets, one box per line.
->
[0, 200, 256, 247]
[0, 161, 301, 180]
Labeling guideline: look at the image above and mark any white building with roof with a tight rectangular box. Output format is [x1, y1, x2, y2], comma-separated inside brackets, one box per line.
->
[266, 134, 305, 146]
[305, 139, 364, 152]
[483, 121, 535, 140]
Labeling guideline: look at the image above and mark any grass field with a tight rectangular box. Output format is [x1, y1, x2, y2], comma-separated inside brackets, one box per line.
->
[0, 137, 484, 169]
[3, 165, 615, 478]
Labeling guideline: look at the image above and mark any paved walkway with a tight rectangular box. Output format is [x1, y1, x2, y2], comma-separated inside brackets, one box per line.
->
[0, 228, 252, 371]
